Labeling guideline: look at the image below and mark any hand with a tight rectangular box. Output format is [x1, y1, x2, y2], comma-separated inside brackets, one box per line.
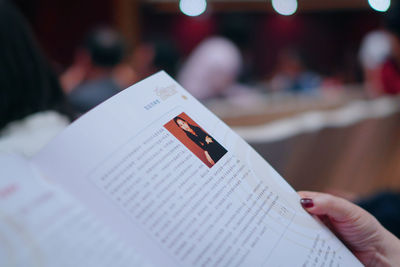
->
[205, 136, 213, 144]
[299, 191, 400, 266]
[204, 151, 215, 165]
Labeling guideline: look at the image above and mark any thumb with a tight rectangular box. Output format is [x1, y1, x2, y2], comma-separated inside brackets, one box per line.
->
[298, 191, 362, 223]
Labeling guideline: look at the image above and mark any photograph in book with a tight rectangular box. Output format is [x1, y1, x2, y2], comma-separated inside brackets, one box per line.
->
[164, 112, 228, 168]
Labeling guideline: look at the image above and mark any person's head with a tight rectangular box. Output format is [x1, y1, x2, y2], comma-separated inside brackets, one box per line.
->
[173, 116, 191, 132]
[84, 27, 124, 68]
[131, 38, 180, 79]
[177, 37, 242, 99]
[0, 0, 67, 129]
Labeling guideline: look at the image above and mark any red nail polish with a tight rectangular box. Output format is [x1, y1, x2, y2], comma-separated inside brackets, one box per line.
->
[300, 198, 314, 208]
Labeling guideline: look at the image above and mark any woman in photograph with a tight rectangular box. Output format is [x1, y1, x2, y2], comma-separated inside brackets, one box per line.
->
[174, 116, 227, 165]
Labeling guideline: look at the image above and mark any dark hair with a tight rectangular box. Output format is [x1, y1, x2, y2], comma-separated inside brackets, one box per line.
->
[85, 27, 124, 67]
[173, 116, 193, 132]
[385, 2, 400, 38]
[173, 116, 186, 125]
[0, 0, 68, 129]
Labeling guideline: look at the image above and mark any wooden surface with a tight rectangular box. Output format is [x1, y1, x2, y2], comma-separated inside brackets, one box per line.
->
[207, 90, 366, 126]
[207, 91, 400, 197]
[249, 112, 400, 197]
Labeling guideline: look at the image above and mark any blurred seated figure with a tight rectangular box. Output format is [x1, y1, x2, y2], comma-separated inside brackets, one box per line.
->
[381, 3, 400, 95]
[270, 48, 321, 94]
[63, 27, 128, 113]
[178, 37, 242, 100]
[130, 38, 180, 81]
[358, 30, 392, 96]
[0, 0, 70, 157]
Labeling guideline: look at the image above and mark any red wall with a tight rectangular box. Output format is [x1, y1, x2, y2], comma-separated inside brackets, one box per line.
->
[14, 0, 114, 68]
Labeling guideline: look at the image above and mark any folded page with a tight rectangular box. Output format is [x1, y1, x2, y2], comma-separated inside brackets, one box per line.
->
[0, 154, 150, 267]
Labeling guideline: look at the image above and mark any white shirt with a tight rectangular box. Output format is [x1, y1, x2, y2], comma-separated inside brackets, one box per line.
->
[0, 111, 69, 157]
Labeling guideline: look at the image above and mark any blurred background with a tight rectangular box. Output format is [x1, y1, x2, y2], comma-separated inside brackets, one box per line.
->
[10, 0, 400, 198]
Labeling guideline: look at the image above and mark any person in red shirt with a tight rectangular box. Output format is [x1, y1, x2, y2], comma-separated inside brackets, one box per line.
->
[381, 56, 400, 95]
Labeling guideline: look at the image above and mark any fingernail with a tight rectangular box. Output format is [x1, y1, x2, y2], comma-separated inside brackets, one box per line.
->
[300, 198, 314, 208]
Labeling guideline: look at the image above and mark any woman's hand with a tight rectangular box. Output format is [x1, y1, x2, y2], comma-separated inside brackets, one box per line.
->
[204, 151, 215, 165]
[299, 191, 400, 266]
[205, 136, 213, 144]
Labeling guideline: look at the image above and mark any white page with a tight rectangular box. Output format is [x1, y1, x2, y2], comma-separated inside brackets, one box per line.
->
[0, 154, 150, 267]
[32, 71, 362, 266]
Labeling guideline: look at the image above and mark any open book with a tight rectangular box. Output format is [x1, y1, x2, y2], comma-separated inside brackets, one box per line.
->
[1, 72, 362, 266]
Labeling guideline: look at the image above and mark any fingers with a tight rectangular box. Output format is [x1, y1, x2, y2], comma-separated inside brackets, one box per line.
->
[298, 191, 363, 223]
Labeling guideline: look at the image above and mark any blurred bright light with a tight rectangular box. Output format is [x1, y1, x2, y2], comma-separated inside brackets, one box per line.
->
[179, 0, 207, 17]
[271, 0, 298, 16]
[368, 0, 391, 12]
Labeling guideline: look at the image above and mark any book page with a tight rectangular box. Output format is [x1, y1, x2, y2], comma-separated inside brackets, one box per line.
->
[32, 71, 362, 266]
[0, 154, 150, 267]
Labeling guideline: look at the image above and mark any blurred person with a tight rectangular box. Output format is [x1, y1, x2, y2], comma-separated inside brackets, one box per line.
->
[130, 38, 180, 81]
[178, 14, 259, 100]
[381, 2, 400, 95]
[63, 27, 131, 113]
[177, 36, 242, 100]
[358, 30, 392, 96]
[129, 42, 155, 81]
[299, 191, 400, 266]
[270, 48, 321, 94]
[0, 0, 70, 157]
